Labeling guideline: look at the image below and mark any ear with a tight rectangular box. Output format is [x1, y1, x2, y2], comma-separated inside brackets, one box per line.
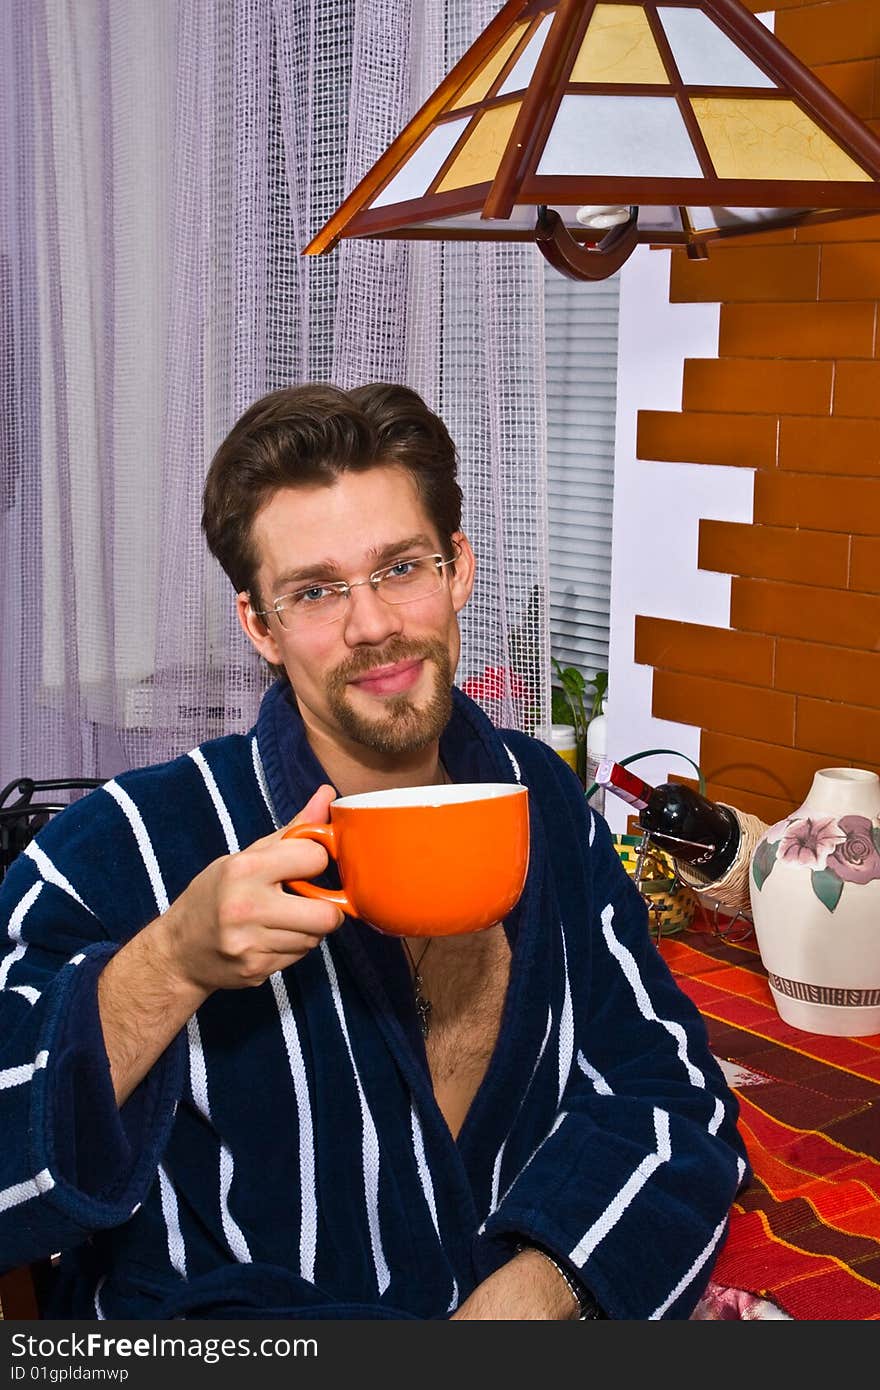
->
[448, 532, 476, 614]
[236, 591, 284, 666]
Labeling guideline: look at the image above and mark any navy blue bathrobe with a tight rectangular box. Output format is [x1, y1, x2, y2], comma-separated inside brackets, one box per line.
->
[0, 682, 749, 1318]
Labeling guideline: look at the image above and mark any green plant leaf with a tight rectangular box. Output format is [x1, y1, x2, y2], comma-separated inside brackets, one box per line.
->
[873, 826, 880, 856]
[551, 665, 586, 731]
[551, 686, 574, 725]
[810, 868, 844, 913]
[562, 669, 586, 698]
[751, 838, 779, 892]
[587, 669, 608, 720]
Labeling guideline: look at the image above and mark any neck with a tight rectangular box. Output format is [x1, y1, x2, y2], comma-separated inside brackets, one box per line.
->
[303, 722, 446, 799]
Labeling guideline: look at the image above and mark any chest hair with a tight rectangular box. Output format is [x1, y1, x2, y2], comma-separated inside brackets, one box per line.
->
[409, 923, 512, 1136]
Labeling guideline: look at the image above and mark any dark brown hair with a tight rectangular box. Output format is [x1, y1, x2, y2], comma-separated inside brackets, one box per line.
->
[202, 382, 463, 608]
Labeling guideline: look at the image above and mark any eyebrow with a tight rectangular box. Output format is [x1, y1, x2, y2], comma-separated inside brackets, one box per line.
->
[271, 534, 437, 593]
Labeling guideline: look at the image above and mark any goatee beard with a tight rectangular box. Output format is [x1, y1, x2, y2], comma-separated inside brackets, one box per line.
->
[324, 636, 454, 756]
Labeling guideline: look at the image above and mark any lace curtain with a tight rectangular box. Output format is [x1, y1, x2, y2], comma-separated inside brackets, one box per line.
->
[0, 0, 550, 789]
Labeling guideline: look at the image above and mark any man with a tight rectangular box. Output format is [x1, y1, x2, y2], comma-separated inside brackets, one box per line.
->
[0, 383, 749, 1319]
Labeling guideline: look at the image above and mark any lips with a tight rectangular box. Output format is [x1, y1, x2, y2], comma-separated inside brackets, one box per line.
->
[348, 658, 423, 698]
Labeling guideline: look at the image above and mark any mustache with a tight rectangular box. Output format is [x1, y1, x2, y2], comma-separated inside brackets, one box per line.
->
[331, 636, 448, 685]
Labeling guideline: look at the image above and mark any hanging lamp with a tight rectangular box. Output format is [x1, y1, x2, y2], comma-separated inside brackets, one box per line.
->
[304, 0, 880, 280]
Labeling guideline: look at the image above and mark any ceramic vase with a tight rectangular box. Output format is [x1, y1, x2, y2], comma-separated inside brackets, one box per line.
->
[749, 768, 880, 1037]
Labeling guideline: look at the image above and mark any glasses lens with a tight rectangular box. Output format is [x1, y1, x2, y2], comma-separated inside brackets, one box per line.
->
[376, 556, 443, 606]
[276, 584, 348, 628]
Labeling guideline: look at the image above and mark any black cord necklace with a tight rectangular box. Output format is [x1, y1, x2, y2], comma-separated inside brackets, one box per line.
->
[402, 938, 434, 1039]
[399, 761, 448, 1038]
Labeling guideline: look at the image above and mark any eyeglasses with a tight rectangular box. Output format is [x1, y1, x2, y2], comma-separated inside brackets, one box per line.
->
[252, 550, 458, 630]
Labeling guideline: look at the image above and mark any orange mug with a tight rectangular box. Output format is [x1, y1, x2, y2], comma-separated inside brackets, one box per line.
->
[282, 782, 530, 937]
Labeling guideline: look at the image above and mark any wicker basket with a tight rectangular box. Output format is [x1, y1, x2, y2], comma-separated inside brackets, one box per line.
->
[612, 832, 699, 938]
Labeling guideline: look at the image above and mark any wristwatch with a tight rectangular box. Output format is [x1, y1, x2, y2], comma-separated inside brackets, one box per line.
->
[515, 1241, 607, 1320]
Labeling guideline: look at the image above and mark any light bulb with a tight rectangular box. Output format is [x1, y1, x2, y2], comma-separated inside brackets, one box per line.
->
[575, 205, 631, 230]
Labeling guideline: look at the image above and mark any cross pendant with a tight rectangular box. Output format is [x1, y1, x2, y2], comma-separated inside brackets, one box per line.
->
[413, 973, 432, 1039]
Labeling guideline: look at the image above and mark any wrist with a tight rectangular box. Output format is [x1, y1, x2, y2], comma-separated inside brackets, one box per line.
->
[142, 910, 210, 1008]
[514, 1242, 606, 1320]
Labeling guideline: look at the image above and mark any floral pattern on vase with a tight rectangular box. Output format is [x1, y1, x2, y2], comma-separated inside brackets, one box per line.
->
[752, 812, 880, 913]
[749, 768, 880, 1038]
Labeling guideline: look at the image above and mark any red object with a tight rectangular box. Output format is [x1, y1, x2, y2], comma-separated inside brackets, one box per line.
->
[461, 666, 527, 701]
[594, 758, 653, 809]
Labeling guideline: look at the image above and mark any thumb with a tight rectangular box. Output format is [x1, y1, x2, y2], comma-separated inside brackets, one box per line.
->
[289, 782, 337, 829]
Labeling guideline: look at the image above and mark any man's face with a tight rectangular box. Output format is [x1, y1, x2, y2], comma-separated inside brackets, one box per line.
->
[238, 465, 475, 761]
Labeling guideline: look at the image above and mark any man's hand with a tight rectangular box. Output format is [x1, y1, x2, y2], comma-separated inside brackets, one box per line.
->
[98, 785, 343, 1104]
[152, 783, 344, 995]
[450, 1247, 581, 1320]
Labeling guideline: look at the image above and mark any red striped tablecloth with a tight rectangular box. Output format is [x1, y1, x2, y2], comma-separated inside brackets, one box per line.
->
[663, 925, 880, 1321]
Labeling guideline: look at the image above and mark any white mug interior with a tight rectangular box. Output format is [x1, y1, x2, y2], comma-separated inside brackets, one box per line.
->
[333, 782, 526, 810]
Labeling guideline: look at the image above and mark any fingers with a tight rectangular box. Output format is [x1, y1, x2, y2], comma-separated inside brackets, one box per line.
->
[290, 783, 337, 826]
[265, 836, 331, 883]
[215, 931, 331, 989]
[163, 785, 347, 995]
[245, 785, 338, 855]
[218, 837, 345, 934]
[233, 828, 332, 884]
[261, 783, 339, 885]
[257, 890, 343, 938]
[254, 922, 339, 957]
[208, 878, 344, 988]
[224, 921, 341, 986]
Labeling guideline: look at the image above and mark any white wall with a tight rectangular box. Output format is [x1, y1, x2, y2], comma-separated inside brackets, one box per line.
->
[604, 245, 755, 832]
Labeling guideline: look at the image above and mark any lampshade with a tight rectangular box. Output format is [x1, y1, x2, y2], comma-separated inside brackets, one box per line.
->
[304, 0, 880, 280]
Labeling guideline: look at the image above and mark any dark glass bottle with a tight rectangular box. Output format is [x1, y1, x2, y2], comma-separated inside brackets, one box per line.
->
[595, 759, 742, 883]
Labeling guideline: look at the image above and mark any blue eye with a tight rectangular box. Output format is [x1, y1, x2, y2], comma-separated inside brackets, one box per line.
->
[295, 585, 335, 605]
[387, 561, 417, 578]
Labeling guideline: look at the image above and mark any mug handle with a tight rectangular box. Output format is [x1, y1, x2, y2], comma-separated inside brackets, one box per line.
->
[281, 821, 354, 915]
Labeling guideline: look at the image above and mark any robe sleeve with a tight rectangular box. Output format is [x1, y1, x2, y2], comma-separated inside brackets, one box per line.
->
[0, 800, 185, 1272]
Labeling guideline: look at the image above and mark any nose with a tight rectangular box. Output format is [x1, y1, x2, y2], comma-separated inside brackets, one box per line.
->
[341, 581, 404, 647]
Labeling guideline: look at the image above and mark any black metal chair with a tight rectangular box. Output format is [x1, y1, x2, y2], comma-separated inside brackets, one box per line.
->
[0, 777, 104, 884]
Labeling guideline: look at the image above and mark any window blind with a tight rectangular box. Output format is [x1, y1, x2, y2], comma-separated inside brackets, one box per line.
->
[544, 264, 619, 681]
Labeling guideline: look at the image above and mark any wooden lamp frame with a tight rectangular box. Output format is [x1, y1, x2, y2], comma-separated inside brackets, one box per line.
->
[304, 0, 880, 280]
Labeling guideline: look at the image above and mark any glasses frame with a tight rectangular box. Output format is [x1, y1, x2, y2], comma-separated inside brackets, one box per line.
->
[252, 547, 459, 630]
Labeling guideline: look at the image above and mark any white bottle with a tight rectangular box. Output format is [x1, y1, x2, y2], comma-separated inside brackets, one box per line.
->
[585, 699, 607, 815]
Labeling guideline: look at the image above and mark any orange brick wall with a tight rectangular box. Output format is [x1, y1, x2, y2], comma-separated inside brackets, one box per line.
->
[633, 0, 880, 825]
